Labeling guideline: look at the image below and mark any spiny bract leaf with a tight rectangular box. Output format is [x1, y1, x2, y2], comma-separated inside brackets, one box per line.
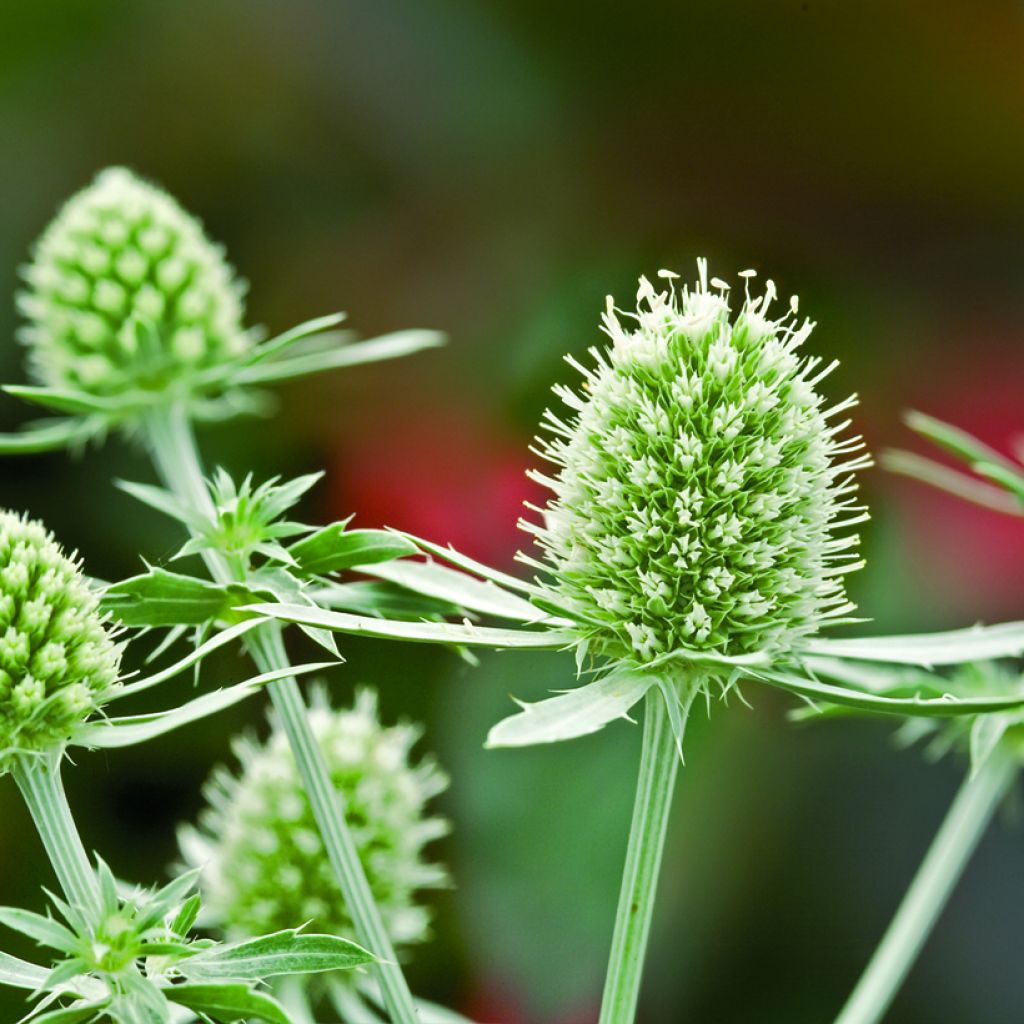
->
[178, 930, 373, 981]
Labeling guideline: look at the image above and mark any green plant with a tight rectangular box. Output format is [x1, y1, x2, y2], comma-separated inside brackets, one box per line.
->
[4, 172, 1024, 1024]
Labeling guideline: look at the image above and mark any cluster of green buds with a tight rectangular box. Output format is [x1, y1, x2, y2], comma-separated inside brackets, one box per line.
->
[179, 689, 449, 977]
[18, 167, 250, 399]
[0, 510, 121, 770]
[524, 262, 869, 667]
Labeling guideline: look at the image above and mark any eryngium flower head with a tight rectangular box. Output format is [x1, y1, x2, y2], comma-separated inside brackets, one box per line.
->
[524, 261, 870, 667]
[18, 167, 250, 397]
[0, 511, 121, 770]
[180, 689, 448, 955]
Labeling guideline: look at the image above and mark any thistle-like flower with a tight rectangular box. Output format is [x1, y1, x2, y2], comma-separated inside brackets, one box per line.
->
[523, 261, 870, 669]
[180, 689, 448, 969]
[0, 510, 121, 771]
[18, 167, 250, 399]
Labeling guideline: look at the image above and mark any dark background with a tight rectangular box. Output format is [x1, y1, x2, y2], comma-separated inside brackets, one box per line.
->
[1, 2, 1023, 1021]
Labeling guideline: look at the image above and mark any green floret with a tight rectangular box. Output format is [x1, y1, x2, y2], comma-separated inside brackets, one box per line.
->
[17, 166, 251, 398]
[524, 261, 870, 667]
[0, 510, 121, 770]
[180, 689, 448, 960]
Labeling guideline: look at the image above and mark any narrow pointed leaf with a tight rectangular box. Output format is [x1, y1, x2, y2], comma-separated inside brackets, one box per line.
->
[756, 668, 1024, 718]
[180, 930, 373, 981]
[3, 385, 126, 416]
[310, 580, 461, 619]
[357, 558, 553, 622]
[165, 983, 291, 1024]
[970, 715, 1013, 778]
[0, 418, 95, 454]
[115, 480, 203, 528]
[246, 602, 575, 649]
[486, 669, 655, 748]
[75, 684, 261, 749]
[110, 618, 269, 700]
[235, 330, 445, 385]
[26, 1001, 109, 1024]
[905, 411, 1022, 475]
[0, 908, 78, 953]
[401, 534, 546, 599]
[0, 952, 48, 990]
[805, 621, 1024, 666]
[245, 313, 348, 365]
[288, 526, 418, 577]
[882, 451, 1024, 516]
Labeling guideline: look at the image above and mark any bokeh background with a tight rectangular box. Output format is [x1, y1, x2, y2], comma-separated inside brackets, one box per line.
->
[1, 2, 1023, 1021]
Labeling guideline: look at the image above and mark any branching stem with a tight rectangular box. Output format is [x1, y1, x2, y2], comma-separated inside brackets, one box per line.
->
[142, 403, 420, 1024]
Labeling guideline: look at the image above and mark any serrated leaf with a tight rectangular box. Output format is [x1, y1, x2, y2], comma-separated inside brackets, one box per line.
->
[0, 907, 78, 953]
[0, 951, 48, 990]
[288, 526, 418, 577]
[102, 569, 233, 627]
[805, 621, 1024, 666]
[179, 930, 372, 981]
[166, 983, 291, 1024]
[246, 602, 575, 650]
[486, 668, 656, 748]
[234, 329, 445, 386]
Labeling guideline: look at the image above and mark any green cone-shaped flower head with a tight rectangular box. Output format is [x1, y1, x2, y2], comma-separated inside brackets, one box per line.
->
[526, 262, 869, 666]
[18, 167, 251, 397]
[0, 511, 121, 770]
[180, 688, 448, 955]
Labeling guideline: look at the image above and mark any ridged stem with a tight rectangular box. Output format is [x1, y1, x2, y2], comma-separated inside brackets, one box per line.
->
[12, 749, 100, 917]
[835, 749, 1016, 1024]
[598, 686, 680, 1024]
[141, 403, 420, 1024]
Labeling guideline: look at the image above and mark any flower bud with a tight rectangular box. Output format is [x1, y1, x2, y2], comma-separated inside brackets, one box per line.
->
[526, 262, 869, 666]
[0, 511, 121, 770]
[180, 689, 448, 963]
[18, 167, 250, 398]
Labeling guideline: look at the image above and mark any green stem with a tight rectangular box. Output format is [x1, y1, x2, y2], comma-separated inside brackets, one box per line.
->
[835, 750, 1016, 1024]
[141, 403, 420, 1024]
[12, 749, 100, 917]
[598, 687, 680, 1024]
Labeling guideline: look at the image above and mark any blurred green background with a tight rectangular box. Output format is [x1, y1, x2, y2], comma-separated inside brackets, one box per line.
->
[1, 1, 1023, 1021]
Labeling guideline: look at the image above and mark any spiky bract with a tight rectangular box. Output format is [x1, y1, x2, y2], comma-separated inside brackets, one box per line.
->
[18, 167, 250, 398]
[180, 689, 448, 955]
[525, 262, 870, 667]
[0, 511, 121, 770]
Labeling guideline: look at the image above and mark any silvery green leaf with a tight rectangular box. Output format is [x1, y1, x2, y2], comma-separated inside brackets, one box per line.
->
[3, 385, 128, 416]
[165, 983, 291, 1024]
[243, 313, 348, 366]
[234, 329, 445, 386]
[881, 451, 1024, 516]
[0, 907, 78, 953]
[179, 930, 373, 981]
[357, 558, 552, 622]
[755, 668, 1024, 718]
[246, 602, 575, 650]
[114, 480, 204, 529]
[26, 1001, 110, 1024]
[654, 677, 700, 762]
[800, 654, 940, 693]
[288, 526, 418, 577]
[486, 668, 656, 748]
[805, 621, 1024, 666]
[0, 951, 48, 990]
[978, 462, 1024, 504]
[110, 618, 269, 700]
[400, 534, 546, 599]
[75, 683, 262, 749]
[969, 715, 1013, 778]
[0, 418, 97, 454]
[905, 410, 1021, 474]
